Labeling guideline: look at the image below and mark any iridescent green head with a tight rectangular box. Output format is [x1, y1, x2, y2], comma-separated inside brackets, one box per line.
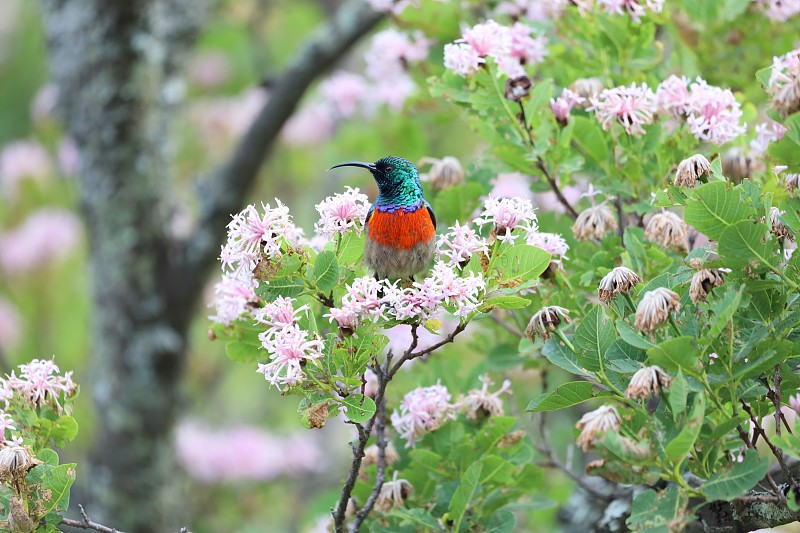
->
[330, 156, 423, 208]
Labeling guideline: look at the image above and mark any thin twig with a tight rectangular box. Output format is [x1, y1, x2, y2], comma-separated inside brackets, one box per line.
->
[388, 322, 466, 378]
[60, 505, 126, 533]
[489, 313, 524, 338]
[741, 401, 797, 496]
[535, 159, 579, 220]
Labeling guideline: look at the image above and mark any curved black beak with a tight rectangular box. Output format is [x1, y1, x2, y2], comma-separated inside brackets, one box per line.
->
[329, 161, 376, 172]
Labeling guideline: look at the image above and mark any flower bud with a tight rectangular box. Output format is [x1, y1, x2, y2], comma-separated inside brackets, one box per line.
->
[570, 77, 604, 107]
[505, 76, 532, 101]
[767, 206, 794, 242]
[721, 147, 753, 183]
[598, 266, 641, 304]
[645, 211, 688, 250]
[498, 429, 526, 448]
[363, 441, 400, 467]
[782, 172, 799, 195]
[572, 204, 617, 241]
[460, 376, 511, 420]
[576, 405, 621, 452]
[374, 472, 413, 512]
[625, 366, 672, 400]
[0, 446, 34, 480]
[419, 156, 464, 191]
[674, 154, 711, 188]
[634, 288, 681, 334]
[525, 306, 571, 342]
[689, 268, 725, 304]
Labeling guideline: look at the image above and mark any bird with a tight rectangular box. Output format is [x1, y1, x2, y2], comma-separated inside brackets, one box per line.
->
[330, 156, 436, 281]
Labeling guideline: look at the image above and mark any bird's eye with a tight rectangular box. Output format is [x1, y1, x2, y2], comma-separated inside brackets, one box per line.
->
[385, 165, 394, 172]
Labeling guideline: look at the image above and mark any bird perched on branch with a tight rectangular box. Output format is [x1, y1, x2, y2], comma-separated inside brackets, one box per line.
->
[331, 156, 436, 281]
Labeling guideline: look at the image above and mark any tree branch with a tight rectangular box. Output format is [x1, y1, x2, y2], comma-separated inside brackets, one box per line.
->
[535, 159, 579, 220]
[183, 0, 383, 284]
[61, 505, 126, 533]
[388, 322, 466, 377]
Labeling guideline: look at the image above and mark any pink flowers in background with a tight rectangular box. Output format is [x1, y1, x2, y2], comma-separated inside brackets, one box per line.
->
[313, 186, 371, 240]
[0, 140, 53, 199]
[475, 196, 538, 242]
[0, 208, 82, 276]
[189, 88, 268, 152]
[3, 358, 76, 412]
[526, 232, 569, 265]
[390, 381, 455, 446]
[320, 72, 369, 119]
[750, 121, 786, 158]
[383, 321, 460, 356]
[209, 273, 258, 326]
[596, 0, 663, 22]
[683, 79, 745, 145]
[281, 103, 336, 147]
[589, 83, 657, 136]
[187, 51, 231, 89]
[174, 420, 322, 484]
[550, 88, 585, 125]
[444, 20, 547, 78]
[767, 46, 800, 118]
[436, 221, 489, 269]
[656, 75, 692, 116]
[258, 324, 324, 388]
[757, 0, 800, 21]
[0, 298, 21, 352]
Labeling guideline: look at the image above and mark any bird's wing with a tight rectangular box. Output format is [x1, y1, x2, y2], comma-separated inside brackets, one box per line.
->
[365, 205, 374, 225]
[424, 200, 436, 229]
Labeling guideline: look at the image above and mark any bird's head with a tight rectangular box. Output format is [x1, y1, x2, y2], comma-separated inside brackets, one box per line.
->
[330, 156, 421, 199]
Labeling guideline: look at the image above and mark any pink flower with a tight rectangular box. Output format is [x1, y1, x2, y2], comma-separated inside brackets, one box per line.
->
[656, 75, 692, 116]
[460, 375, 512, 419]
[0, 208, 82, 276]
[475, 196, 538, 242]
[0, 140, 53, 199]
[5, 358, 76, 412]
[526, 231, 569, 265]
[314, 187, 371, 240]
[253, 296, 308, 333]
[30, 84, 59, 124]
[190, 89, 268, 151]
[187, 51, 231, 89]
[408, 261, 485, 318]
[57, 138, 80, 176]
[498, 0, 572, 21]
[436, 221, 489, 268]
[597, 0, 664, 22]
[208, 273, 259, 325]
[366, 0, 415, 14]
[462, 20, 511, 58]
[325, 276, 389, 328]
[489, 172, 533, 199]
[789, 393, 800, 415]
[0, 298, 21, 352]
[258, 325, 324, 389]
[767, 47, 800, 118]
[685, 79, 746, 145]
[589, 83, 658, 136]
[390, 382, 455, 446]
[508, 23, 548, 65]
[369, 74, 418, 111]
[320, 71, 369, 118]
[750, 121, 787, 157]
[174, 420, 321, 484]
[221, 201, 297, 275]
[364, 368, 379, 398]
[757, 0, 800, 20]
[443, 43, 484, 77]
[550, 88, 585, 125]
[281, 103, 336, 147]
[365, 29, 431, 80]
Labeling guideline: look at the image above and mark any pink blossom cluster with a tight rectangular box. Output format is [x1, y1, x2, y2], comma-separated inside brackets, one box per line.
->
[174, 420, 321, 484]
[550, 88, 586, 125]
[589, 83, 657, 136]
[254, 296, 321, 389]
[656, 76, 746, 144]
[186, 51, 231, 89]
[0, 208, 82, 276]
[475, 196, 539, 242]
[444, 20, 548, 78]
[319, 72, 369, 119]
[497, 0, 573, 21]
[488, 172, 533, 199]
[0, 140, 53, 199]
[1, 358, 76, 413]
[325, 276, 386, 330]
[366, 0, 418, 15]
[190, 89, 268, 153]
[526, 231, 569, 265]
[0, 412, 17, 446]
[209, 273, 259, 325]
[364, 29, 431, 111]
[281, 103, 336, 147]
[435, 221, 489, 268]
[750, 121, 787, 158]
[596, 0, 664, 23]
[756, 0, 800, 21]
[313, 187, 371, 240]
[390, 381, 456, 446]
[767, 47, 800, 109]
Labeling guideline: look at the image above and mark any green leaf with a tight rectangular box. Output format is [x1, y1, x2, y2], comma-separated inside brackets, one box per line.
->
[434, 182, 484, 226]
[449, 462, 482, 532]
[313, 251, 339, 291]
[50, 415, 79, 446]
[262, 276, 305, 298]
[481, 295, 531, 311]
[541, 336, 587, 376]
[338, 232, 365, 266]
[38, 463, 77, 516]
[646, 337, 700, 374]
[36, 449, 59, 467]
[702, 452, 770, 501]
[684, 182, 752, 240]
[616, 320, 658, 350]
[571, 115, 609, 166]
[773, 434, 800, 461]
[339, 394, 376, 424]
[527, 381, 612, 412]
[389, 508, 443, 530]
[628, 487, 689, 533]
[486, 510, 517, 533]
[718, 221, 777, 270]
[663, 393, 705, 462]
[667, 370, 688, 421]
[495, 244, 551, 283]
[573, 306, 615, 373]
[707, 286, 744, 338]
[604, 339, 645, 373]
[225, 341, 260, 364]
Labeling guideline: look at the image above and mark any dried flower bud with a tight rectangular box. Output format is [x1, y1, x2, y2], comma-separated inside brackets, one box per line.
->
[0, 446, 33, 479]
[625, 366, 672, 400]
[782, 172, 799, 195]
[689, 268, 725, 304]
[363, 441, 400, 467]
[419, 156, 464, 191]
[525, 306, 571, 342]
[634, 287, 681, 333]
[299, 400, 331, 429]
[598, 266, 641, 304]
[674, 154, 711, 188]
[8, 496, 35, 533]
[721, 147, 753, 183]
[374, 472, 413, 512]
[576, 405, 621, 452]
[460, 376, 511, 420]
[645, 211, 688, 250]
[767, 206, 795, 242]
[498, 429, 526, 448]
[572, 204, 617, 241]
[570, 77, 604, 107]
[505, 76, 532, 101]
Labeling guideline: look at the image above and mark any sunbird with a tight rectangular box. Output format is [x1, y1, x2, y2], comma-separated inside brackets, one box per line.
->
[331, 156, 436, 281]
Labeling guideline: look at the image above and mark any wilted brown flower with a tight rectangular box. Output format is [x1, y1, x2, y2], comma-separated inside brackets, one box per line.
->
[374, 471, 413, 512]
[419, 156, 464, 191]
[570, 77, 604, 107]
[598, 266, 642, 304]
[767, 206, 795, 242]
[721, 147, 753, 183]
[782, 172, 799, 196]
[576, 405, 621, 452]
[689, 268, 725, 304]
[460, 376, 511, 420]
[525, 306, 571, 342]
[572, 204, 617, 240]
[625, 366, 672, 400]
[645, 211, 688, 250]
[498, 430, 526, 448]
[674, 154, 711, 188]
[505, 76, 532, 101]
[634, 287, 681, 333]
[363, 442, 400, 467]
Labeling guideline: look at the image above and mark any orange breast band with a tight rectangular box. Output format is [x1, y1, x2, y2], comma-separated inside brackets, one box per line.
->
[367, 208, 436, 250]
